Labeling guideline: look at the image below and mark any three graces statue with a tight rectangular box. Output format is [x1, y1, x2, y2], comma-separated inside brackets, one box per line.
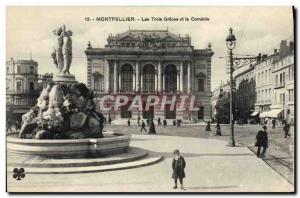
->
[52, 25, 72, 74]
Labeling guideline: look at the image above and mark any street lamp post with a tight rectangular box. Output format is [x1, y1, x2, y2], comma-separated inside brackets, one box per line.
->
[226, 27, 236, 147]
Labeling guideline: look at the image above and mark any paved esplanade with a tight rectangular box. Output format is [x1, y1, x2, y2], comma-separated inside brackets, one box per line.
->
[7, 135, 293, 192]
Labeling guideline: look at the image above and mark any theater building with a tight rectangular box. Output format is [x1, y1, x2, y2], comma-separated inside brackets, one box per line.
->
[85, 29, 213, 121]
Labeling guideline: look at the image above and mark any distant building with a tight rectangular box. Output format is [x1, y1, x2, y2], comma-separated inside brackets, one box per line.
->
[233, 40, 294, 124]
[85, 29, 213, 121]
[271, 40, 294, 124]
[253, 53, 276, 117]
[211, 81, 230, 121]
[6, 58, 39, 122]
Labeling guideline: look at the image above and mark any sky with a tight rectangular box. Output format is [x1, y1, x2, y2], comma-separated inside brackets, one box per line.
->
[6, 6, 294, 90]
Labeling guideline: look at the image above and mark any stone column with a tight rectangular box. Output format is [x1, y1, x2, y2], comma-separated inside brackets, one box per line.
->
[162, 73, 165, 92]
[135, 61, 140, 92]
[113, 60, 118, 93]
[118, 73, 121, 92]
[158, 61, 162, 92]
[132, 72, 136, 92]
[180, 61, 184, 92]
[141, 73, 143, 91]
[105, 59, 110, 92]
[177, 70, 180, 92]
[187, 61, 191, 93]
[155, 70, 158, 92]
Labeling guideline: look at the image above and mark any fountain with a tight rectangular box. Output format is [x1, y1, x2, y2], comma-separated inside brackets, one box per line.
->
[7, 25, 161, 173]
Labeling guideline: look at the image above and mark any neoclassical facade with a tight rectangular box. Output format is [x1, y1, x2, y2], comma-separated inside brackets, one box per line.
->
[85, 29, 213, 121]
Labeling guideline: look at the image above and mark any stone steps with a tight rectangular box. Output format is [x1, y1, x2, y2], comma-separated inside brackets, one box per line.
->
[7, 147, 162, 174]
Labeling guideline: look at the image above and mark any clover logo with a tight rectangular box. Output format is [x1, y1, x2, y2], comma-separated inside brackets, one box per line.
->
[13, 168, 25, 181]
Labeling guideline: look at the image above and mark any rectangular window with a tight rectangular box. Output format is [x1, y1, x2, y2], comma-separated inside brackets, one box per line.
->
[198, 79, 204, 92]
[29, 82, 34, 91]
[279, 73, 282, 86]
[17, 65, 21, 73]
[16, 81, 22, 92]
[30, 66, 34, 74]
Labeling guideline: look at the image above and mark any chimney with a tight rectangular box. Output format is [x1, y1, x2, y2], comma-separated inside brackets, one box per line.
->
[257, 53, 262, 62]
[280, 40, 288, 57]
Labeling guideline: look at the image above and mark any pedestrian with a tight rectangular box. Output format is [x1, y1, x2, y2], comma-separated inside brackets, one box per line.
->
[283, 123, 291, 138]
[108, 117, 112, 125]
[163, 119, 167, 127]
[215, 121, 221, 136]
[149, 121, 156, 134]
[205, 120, 211, 131]
[173, 120, 176, 126]
[282, 119, 286, 126]
[137, 116, 141, 127]
[255, 126, 268, 158]
[6, 118, 13, 133]
[140, 120, 147, 132]
[127, 118, 131, 127]
[272, 119, 276, 129]
[172, 149, 186, 190]
[157, 117, 161, 126]
[176, 119, 180, 127]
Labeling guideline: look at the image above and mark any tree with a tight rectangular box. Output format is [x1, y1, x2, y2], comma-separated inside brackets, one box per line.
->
[215, 91, 230, 124]
[235, 79, 256, 123]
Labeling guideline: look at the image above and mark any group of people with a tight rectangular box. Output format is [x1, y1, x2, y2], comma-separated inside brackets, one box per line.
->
[126, 117, 183, 132]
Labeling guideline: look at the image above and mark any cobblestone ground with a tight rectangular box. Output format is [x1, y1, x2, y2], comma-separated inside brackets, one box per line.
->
[105, 123, 294, 185]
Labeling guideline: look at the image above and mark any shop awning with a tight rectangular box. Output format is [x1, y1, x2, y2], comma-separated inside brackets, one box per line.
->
[250, 111, 259, 116]
[259, 109, 283, 118]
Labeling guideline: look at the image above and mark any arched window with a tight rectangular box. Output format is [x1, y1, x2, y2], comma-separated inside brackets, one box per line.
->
[121, 64, 133, 92]
[93, 72, 104, 91]
[142, 64, 155, 92]
[164, 64, 177, 92]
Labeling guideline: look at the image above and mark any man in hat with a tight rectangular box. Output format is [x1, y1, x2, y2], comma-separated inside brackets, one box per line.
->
[255, 126, 268, 158]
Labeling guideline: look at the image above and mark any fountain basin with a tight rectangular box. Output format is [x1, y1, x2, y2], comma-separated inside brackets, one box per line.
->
[7, 132, 131, 158]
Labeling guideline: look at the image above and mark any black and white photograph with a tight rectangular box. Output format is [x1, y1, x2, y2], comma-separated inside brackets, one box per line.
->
[4, 5, 295, 193]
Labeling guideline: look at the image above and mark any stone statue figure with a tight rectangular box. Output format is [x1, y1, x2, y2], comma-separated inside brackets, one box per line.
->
[63, 30, 72, 74]
[52, 25, 73, 75]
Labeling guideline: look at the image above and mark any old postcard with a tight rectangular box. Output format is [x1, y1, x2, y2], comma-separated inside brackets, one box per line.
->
[6, 6, 295, 193]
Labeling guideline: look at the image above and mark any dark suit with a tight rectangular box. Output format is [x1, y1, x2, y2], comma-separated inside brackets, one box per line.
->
[256, 130, 268, 157]
[172, 156, 186, 180]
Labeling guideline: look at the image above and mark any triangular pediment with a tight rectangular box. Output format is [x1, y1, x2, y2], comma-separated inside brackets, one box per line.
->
[119, 35, 135, 41]
[160, 35, 177, 42]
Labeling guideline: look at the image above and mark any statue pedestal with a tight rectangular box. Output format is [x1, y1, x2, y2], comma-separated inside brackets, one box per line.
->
[53, 73, 78, 85]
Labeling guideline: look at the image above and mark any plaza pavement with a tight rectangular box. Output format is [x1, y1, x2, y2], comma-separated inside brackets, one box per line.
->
[7, 134, 293, 192]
